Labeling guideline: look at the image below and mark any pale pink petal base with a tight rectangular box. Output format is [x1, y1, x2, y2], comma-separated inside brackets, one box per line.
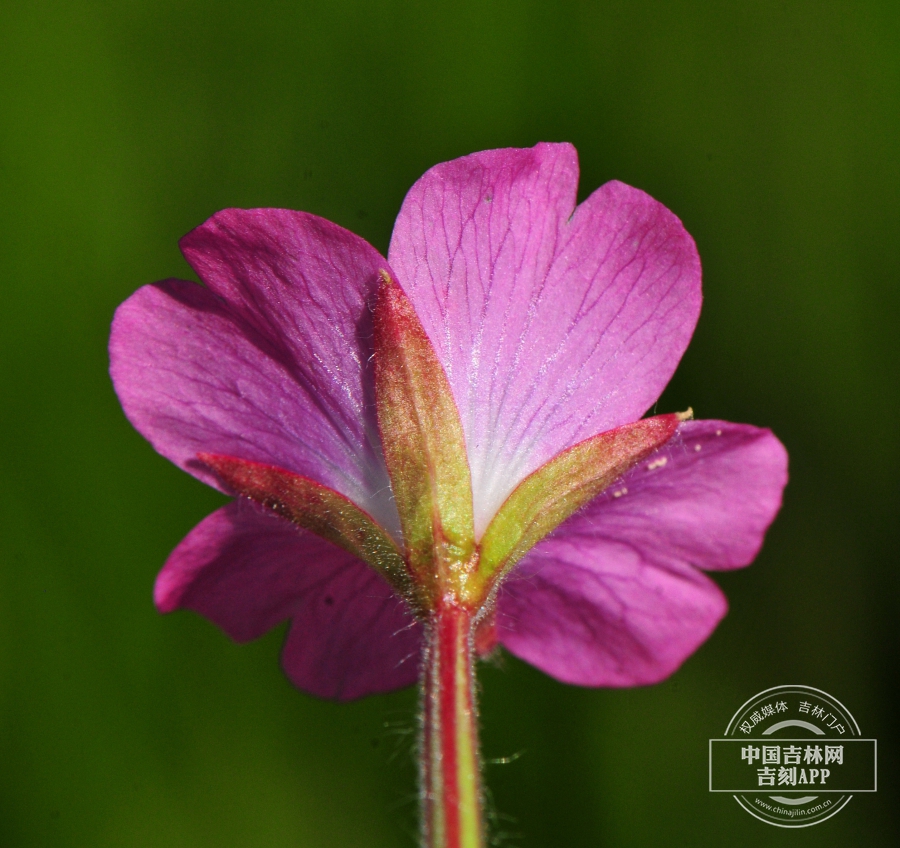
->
[496, 420, 787, 685]
[156, 501, 421, 700]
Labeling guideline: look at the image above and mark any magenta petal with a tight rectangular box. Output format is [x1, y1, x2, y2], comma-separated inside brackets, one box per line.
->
[110, 210, 400, 536]
[388, 144, 701, 534]
[157, 500, 335, 640]
[280, 569, 422, 701]
[496, 538, 727, 686]
[569, 420, 790, 572]
[156, 501, 421, 700]
[495, 420, 787, 685]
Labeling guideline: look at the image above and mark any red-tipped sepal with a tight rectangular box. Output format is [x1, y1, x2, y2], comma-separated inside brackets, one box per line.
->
[478, 412, 689, 590]
[199, 452, 418, 608]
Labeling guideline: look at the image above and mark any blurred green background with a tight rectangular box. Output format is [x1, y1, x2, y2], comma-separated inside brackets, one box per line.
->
[1, 1, 897, 845]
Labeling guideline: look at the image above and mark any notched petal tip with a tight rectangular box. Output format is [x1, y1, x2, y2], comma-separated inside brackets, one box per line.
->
[388, 143, 703, 537]
[154, 502, 423, 699]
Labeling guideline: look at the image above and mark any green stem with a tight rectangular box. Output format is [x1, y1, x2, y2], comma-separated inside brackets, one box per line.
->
[421, 602, 485, 848]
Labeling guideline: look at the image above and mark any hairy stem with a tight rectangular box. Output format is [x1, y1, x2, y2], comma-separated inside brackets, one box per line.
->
[421, 602, 484, 848]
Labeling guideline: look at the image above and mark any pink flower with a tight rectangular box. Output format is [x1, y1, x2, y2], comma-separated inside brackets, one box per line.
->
[110, 143, 787, 701]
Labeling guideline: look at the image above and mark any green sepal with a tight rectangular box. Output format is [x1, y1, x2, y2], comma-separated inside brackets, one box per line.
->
[373, 272, 476, 604]
[477, 413, 688, 594]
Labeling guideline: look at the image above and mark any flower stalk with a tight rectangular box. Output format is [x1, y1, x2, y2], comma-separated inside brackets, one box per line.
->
[422, 602, 484, 848]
